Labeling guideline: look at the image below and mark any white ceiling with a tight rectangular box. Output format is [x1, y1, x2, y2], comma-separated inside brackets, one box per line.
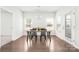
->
[15, 6, 61, 12]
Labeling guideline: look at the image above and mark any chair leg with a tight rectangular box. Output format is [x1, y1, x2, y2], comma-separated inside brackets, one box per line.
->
[27, 36, 28, 41]
[44, 36, 46, 42]
[40, 36, 42, 42]
[49, 37, 51, 42]
[48, 36, 51, 42]
[31, 36, 33, 40]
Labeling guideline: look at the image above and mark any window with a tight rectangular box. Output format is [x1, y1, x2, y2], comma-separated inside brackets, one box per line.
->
[46, 17, 54, 27]
[26, 18, 32, 27]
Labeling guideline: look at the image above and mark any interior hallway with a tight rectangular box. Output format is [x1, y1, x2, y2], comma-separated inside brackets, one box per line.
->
[0, 35, 79, 52]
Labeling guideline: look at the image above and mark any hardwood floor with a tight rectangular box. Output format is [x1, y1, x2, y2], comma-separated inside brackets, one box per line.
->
[0, 35, 79, 52]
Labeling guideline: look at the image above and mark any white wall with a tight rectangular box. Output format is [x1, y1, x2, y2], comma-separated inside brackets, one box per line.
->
[55, 6, 79, 49]
[0, 6, 23, 46]
[55, 7, 74, 40]
[1, 9, 13, 46]
[55, 9, 65, 40]
[3, 7, 23, 41]
[0, 9, 1, 47]
[74, 7, 79, 47]
[23, 12, 55, 35]
[11, 8, 23, 40]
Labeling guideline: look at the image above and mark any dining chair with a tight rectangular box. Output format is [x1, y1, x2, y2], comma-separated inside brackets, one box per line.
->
[30, 30, 37, 42]
[40, 30, 46, 42]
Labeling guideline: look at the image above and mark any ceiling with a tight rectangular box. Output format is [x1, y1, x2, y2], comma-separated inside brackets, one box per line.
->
[15, 6, 61, 12]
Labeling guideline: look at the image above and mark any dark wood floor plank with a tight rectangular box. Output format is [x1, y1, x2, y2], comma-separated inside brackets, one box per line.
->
[0, 35, 79, 52]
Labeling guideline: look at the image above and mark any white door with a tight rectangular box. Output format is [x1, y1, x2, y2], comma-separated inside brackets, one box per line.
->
[1, 9, 13, 46]
[65, 10, 76, 42]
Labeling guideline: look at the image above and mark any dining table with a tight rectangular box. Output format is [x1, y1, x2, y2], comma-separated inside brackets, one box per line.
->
[26, 28, 51, 40]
